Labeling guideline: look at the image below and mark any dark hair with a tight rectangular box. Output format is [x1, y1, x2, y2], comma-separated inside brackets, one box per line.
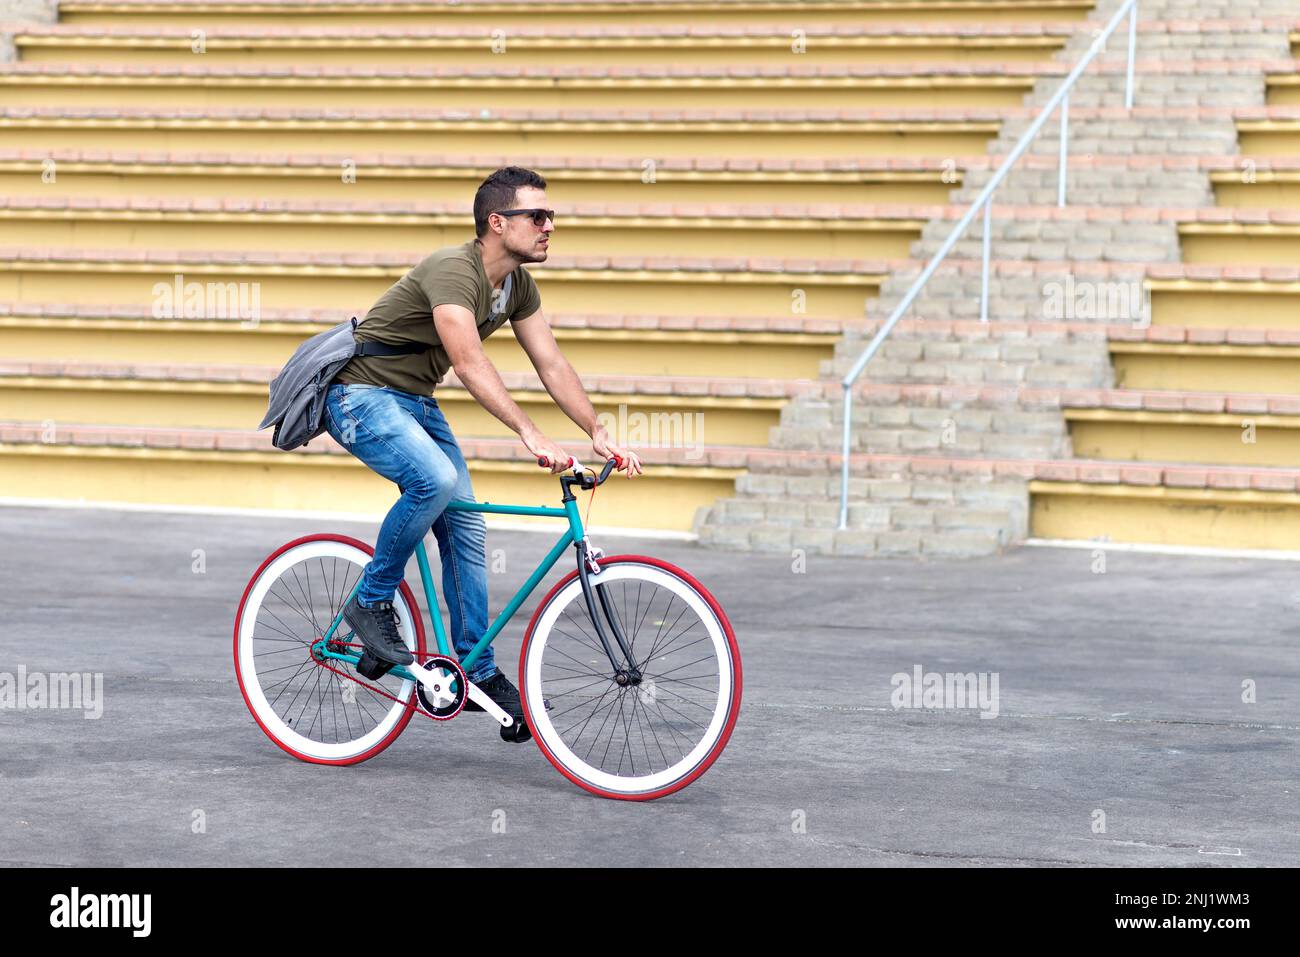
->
[474, 166, 548, 238]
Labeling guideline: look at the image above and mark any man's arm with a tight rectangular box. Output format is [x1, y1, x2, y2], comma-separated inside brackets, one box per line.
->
[433, 303, 571, 473]
[511, 307, 643, 477]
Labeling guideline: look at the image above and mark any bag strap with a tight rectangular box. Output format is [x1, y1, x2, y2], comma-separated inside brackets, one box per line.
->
[350, 316, 430, 358]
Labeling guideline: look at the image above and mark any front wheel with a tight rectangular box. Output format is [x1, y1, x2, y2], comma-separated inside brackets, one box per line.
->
[519, 555, 742, 800]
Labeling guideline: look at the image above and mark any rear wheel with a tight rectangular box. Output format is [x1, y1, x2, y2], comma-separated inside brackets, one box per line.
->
[519, 555, 742, 800]
[233, 534, 426, 765]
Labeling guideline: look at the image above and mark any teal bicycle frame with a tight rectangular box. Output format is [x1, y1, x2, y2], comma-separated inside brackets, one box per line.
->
[310, 496, 588, 683]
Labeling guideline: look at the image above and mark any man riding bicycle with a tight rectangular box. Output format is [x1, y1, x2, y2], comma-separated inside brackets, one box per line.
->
[325, 166, 643, 742]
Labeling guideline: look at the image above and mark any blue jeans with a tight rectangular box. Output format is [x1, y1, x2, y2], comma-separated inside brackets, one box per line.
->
[323, 382, 494, 682]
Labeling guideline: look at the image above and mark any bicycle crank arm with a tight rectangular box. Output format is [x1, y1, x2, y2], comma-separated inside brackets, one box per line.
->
[406, 665, 513, 727]
[465, 681, 514, 728]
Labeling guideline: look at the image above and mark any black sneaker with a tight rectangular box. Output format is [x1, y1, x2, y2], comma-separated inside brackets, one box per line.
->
[342, 594, 413, 667]
[464, 669, 522, 715]
[466, 670, 541, 742]
[464, 671, 552, 715]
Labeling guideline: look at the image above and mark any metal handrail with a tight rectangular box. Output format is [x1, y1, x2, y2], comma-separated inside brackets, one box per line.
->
[837, 0, 1139, 529]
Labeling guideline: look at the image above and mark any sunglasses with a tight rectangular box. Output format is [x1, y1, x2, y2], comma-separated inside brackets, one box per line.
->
[494, 208, 556, 228]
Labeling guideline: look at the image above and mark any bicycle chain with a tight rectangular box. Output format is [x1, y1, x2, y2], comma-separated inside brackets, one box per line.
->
[313, 644, 446, 724]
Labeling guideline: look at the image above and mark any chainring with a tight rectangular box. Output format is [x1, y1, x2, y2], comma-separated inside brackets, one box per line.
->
[414, 654, 468, 720]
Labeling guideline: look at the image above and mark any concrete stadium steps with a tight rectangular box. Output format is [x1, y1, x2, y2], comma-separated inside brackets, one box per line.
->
[0, 197, 932, 260]
[1110, 332, 1300, 394]
[8, 25, 1075, 69]
[704, 469, 1027, 556]
[1147, 265, 1300, 328]
[0, 248, 890, 318]
[1212, 166, 1300, 209]
[0, 63, 1043, 111]
[0, 106, 1005, 158]
[1065, 402, 1300, 469]
[906, 204, 1300, 266]
[0, 421, 750, 531]
[0, 305, 842, 378]
[1266, 71, 1300, 107]
[1236, 107, 1300, 156]
[0, 150, 966, 206]
[1178, 221, 1300, 265]
[695, 451, 1300, 554]
[0, 359, 804, 446]
[1030, 478, 1300, 552]
[835, 257, 1299, 330]
[823, 317, 1112, 387]
[968, 106, 1300, 161]
[815, 380, 1300, 470]
[23, 198, 1300, 267]
[51, 0, 1100, 31]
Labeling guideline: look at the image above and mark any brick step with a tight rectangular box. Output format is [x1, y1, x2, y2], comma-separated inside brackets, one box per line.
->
[0, 301, 845, 375]
[1066, 407, 1300, 469]
[0, 196, 937, 259]
[0, 419, 764, 532]
[16, 193, 1300, 224]
[4, 147, 1283, 207]
[698, 521, 1008, 557]
[0, 105, 1007, 160]
[0, 245, 893, 318]
[0, 147, 970, 205]
[0, 299, 849, 334]
[825, 354, 1107, 387]
[0, 62, 1051, 111]
[1110, 332, 1300, 393]
[45, 0, 1103, 33]
[0, 60, 1071, 79]
[0, 416, 756, 469]
[736, 448, 1300, 490]
[0, 357, 813, 397]
[774, 422, 1070, 459]
[5, 146, 1274, 176]
[711, 494, 1022, 531]
[0, 360, 806, 445]
[854, 260, 1300, 328]
[824, 383, 1300, 416]
[911, 214, 1300, 267]
[735, 469, 1028, 505]
[10, 58, 1286, 98]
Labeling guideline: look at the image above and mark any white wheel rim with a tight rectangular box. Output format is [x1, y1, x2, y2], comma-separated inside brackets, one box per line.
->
[523, 563, 734, 795]
[237, 540, 416, 761]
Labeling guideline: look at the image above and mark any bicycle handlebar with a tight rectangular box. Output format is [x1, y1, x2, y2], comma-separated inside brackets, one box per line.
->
[537, 454, 622, 489]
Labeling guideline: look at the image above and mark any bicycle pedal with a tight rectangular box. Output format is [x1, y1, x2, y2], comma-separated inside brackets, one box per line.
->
[356, 650, 395, 681]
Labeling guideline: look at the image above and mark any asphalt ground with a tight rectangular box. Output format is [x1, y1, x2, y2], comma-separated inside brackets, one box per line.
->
[0, 503, 1296, 867]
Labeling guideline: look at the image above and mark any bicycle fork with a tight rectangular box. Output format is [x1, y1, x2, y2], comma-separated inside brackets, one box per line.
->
[576, 539, 643, 686]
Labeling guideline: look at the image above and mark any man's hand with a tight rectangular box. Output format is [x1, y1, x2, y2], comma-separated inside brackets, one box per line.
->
[593, 426, 643, 479]
[522, 428, 574, 474]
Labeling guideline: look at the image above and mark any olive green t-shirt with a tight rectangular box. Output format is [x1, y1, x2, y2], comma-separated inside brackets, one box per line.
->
[333, 239, 541, 396]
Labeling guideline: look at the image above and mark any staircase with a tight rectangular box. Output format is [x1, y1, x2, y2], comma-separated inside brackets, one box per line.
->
[698, 0, 1300, 555]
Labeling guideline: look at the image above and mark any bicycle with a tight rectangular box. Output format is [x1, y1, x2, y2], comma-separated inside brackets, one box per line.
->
[233, 456, 742, 801]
